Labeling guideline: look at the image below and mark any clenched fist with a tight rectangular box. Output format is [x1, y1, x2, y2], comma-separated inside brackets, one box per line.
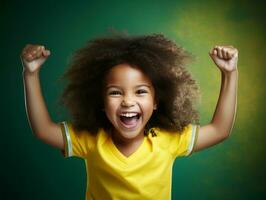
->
[20, 44, 51, 74]
[209, 45, 238, 74]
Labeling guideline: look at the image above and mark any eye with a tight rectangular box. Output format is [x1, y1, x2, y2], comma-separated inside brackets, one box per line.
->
[108, 90, 122, 96]
[136, 89, 148, 95]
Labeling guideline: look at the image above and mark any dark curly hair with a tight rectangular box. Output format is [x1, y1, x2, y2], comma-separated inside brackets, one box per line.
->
[58, 32, 200, 136]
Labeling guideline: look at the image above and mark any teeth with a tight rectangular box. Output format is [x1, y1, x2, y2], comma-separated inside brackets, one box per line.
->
[120, 113, 138, 117]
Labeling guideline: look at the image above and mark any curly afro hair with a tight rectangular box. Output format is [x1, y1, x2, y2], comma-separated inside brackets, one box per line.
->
[58, 32, 200, 135]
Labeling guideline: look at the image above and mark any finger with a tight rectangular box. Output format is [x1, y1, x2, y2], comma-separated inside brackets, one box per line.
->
[227, 52, 233, 59]
[232, 50, 238, 58]
[221, 48, 228, 59]
[26, 45, 44, 59]
[22, 46, 36, 59]
[22, 44, 41, 54]
[21, 44, 33, 58]
[215, 46, 223, 58]
[227, 49, 238, 59]
[224, 46, 238, 56]
[23, 53, 34, 62]
[35, 46, 44, 58]
[226, 51, 230, 59]
[25, 50, 39, 61]
[42, 50, 51, 57]
[233, 48, 238, 57]
[213, 49, 218, 56]
[209, 47, 217, 55]
[36, 50, 43, 58]
[29, 49, 38, 59]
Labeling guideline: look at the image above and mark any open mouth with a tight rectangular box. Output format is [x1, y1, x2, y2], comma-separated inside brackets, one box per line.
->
[119, 112, 141, 129]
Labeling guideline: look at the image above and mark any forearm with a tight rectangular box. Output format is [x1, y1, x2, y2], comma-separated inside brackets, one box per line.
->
[211, 70, 238, 137]
[22, 70, 54, 138]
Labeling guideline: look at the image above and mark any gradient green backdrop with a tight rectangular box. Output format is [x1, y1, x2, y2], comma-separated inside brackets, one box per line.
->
[1, 0, 265, 199]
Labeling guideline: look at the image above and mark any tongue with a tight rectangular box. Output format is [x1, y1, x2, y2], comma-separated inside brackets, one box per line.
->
[120, 116, 138, 126]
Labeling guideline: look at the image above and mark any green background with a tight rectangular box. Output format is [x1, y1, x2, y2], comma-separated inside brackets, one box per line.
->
[1, 0, 265, 199]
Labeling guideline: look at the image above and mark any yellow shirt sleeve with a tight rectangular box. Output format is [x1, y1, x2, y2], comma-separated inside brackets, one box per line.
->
[155, 124, 199, 158]
[170, 124, 199, 157]
[59, 121, 96, 159]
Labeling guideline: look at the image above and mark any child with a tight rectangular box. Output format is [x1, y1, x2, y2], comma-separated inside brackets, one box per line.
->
[21, 33, 238, 200]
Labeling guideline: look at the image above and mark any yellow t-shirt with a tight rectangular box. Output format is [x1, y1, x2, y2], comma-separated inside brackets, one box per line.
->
[60, 121, 199, 200]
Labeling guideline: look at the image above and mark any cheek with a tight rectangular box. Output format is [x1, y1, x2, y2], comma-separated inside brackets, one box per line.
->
[104, 98, 120, 114]
[141, 99, 156, 113]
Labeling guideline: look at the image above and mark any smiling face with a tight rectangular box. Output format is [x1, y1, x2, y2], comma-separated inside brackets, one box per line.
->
[103, 63, 157, 145]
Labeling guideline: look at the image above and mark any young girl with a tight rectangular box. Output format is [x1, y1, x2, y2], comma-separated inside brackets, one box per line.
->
[21, 33, 238, 200]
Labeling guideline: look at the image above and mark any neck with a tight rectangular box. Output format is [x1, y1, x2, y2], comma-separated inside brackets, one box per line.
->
[110, 128, 144, 148]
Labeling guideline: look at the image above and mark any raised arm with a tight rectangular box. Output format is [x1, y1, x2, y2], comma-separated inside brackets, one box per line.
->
[21, 44, 64, 150]
[193, 45, 238, 152]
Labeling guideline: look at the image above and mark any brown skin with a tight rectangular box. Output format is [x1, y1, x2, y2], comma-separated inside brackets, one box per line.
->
[58, 34, 200, 135]
[21, 44, 64, 150]
[194, 45, 238, 152]
[20, 41, 238, 155]
[21, 44, 51, 73]
[103, 64, 157, 156]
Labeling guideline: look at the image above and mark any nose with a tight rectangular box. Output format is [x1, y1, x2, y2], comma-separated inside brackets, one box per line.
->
[121, 95, 135, 107]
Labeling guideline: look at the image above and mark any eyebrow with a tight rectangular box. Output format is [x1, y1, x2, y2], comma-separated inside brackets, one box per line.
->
[106, 84, 152, 89]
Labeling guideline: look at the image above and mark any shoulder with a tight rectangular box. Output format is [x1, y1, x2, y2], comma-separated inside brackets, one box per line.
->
[60, 121, 109, 158]
[60, 121, 98, 148]
[152, 124, 196, 138]
[151, 124, 199, 157]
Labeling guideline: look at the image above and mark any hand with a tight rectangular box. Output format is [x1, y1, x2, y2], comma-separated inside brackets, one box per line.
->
[20, 44, 51, 74]
[209, 45, 238, 73]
